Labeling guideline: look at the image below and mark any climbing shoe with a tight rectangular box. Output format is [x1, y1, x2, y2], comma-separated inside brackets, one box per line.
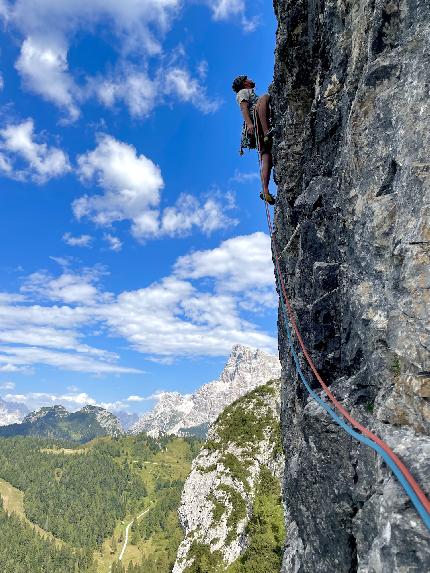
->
[260, 191, 276, 205]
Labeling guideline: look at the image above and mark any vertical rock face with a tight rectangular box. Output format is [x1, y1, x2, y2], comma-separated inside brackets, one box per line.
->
[271, 0, 430, 571]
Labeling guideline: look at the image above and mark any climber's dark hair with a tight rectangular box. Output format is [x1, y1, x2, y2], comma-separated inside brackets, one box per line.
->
[232, 75, 247, 93]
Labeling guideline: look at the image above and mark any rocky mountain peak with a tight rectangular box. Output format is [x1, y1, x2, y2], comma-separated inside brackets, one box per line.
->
[23, 405, 68, 424]
[131, 345, 281, 437]
[79, 406, 123, 435]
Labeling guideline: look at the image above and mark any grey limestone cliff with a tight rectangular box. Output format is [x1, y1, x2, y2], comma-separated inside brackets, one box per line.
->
[271, 0, 430, 571]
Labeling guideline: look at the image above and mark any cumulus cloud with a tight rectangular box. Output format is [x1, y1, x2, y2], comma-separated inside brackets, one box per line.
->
[207, 0, 257, 31]
[5, 0, 229, 118]
[91, 64, 221, 117]
[163, 67, 221, 113]
[0, 119, 71, 182]
[174, 231, 274, 292]
[63, 233, 93, 248]
[0, 346, 139, 374]
[74, 134, 163, 237]
[0, 364, 32, 373]
[100, 276, 276, 358]
[21, 268, 107, 305]
[209, 0, 244, 20]
[5, 0, 182, 116]
[0, 381, 15, 390]
[92, 70, 157, 118]
[1, 389, 157, 415]
[160, 192, 237, 236]
[73, 134, 235, 239]
[230, 169, 260, 183]
[4, 391, 97, 411]
[15, 37, 79, 121]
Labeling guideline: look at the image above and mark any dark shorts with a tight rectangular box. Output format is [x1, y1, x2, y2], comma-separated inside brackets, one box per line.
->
[240, 96, 272, 155]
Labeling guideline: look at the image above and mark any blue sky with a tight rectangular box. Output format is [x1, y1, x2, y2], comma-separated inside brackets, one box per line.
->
[0, 0, 278, 416]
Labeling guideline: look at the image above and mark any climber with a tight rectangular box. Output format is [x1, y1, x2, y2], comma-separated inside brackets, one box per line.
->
[232, 75, 276, 205]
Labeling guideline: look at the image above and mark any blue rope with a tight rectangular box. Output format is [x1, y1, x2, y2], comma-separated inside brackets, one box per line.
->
[274, 263, 430, 530]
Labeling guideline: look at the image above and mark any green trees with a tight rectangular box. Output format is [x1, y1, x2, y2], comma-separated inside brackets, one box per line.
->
[227, 468, 285, 573]
[0, 437, 146, 549]
[0, 506, 95, 572]
[0, 433, 202, 572]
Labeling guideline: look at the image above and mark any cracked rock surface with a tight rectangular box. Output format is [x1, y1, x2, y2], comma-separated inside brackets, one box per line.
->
[271, 0, 430, 570]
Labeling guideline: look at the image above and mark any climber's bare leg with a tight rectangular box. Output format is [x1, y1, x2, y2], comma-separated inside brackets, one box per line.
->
[260, 151, 272, 196]
[256, 94, 271, 135]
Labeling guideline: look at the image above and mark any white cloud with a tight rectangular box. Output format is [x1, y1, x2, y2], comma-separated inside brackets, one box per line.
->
[21, 269, 105, 304]
[0, 381, 15, 390]
[163, 67, 221, 113]
[174, 231, 274, 292]
[207, 0, 257, 32]
[209, 0, 244, 20]
[5, 0, 183, 117]
[15, 37, 79, 121]
[100, 274, 276, 358]
[4, 391, 97, 410]
[93, 70, 157, 118]
[104, 234, 122, 252]
[230, 169, 260, 183]
[0, 364, 32, 373]
[0, 232, 277, 370]
[0, 346, 139, 374]
[126, 395, 145, 402]
[63, 232, 93, 248]
[0, 119, 71, 182]
[92, 65, 221, 117]
[0, 72, 4, 91]
[74, 134, 164, 237]
[0, 1, 9, 20]
[160, 192, 237, 236]
[74, 134, 235, 239]
[4, 0, 232, 118]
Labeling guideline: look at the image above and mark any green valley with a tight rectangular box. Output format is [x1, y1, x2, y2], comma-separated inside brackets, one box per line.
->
[0, 434, 202, 573]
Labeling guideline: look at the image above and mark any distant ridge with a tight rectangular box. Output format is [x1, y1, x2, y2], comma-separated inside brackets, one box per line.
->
[0, 404, 123, 443]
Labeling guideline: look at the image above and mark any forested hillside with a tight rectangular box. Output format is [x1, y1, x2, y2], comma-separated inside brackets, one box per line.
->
[0, 433, 202, 572]
[0, 506, 95, 573]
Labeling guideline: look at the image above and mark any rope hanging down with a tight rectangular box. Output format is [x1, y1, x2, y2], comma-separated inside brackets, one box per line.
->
[253, 117, 430, 531]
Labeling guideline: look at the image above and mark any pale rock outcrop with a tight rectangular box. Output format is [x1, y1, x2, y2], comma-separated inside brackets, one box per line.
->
[173, 379, 283, 572]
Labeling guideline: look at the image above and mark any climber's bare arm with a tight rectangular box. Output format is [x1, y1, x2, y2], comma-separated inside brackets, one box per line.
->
[240, 101, 254, 134]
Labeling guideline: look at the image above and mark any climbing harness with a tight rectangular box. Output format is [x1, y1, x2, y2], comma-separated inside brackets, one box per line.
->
[253, 123, 430, 531]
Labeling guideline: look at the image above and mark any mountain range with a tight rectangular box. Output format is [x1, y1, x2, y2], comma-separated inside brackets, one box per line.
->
[130, 344, 281, 437]
[0, 345, 281, 441]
